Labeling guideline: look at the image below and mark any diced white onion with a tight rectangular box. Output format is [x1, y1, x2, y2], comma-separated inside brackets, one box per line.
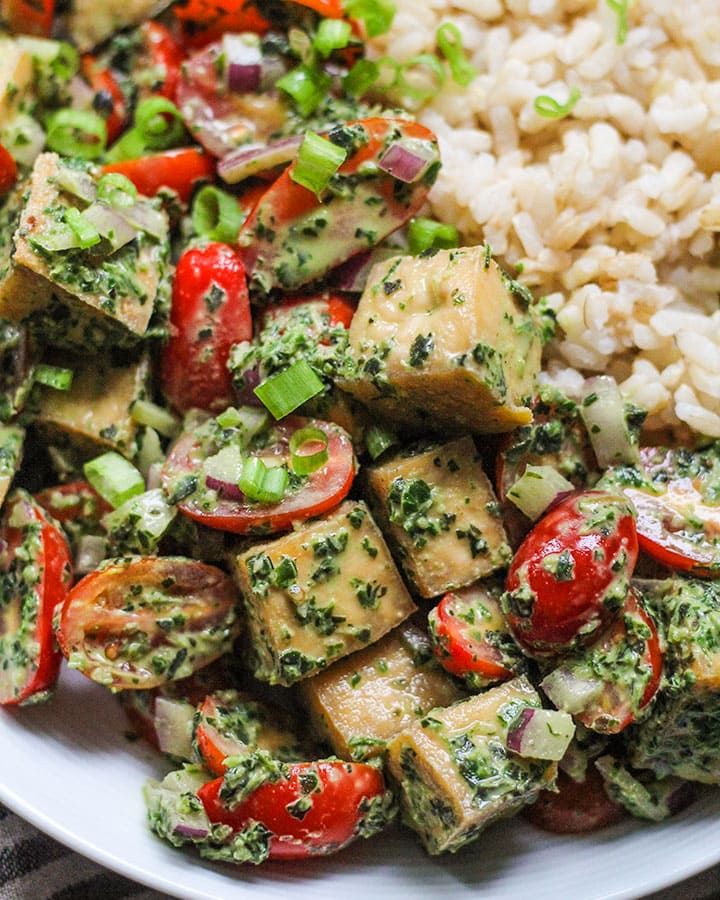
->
[506, 464, 574, 520]
[579, 375, 640, 469]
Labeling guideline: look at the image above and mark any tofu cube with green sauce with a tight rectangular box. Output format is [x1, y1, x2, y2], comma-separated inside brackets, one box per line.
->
[626, 578, 720, 783]
[64, 0, 173, 51]
[299, 621, 465, 761]
[231, 500, 417, 686]
[7, 153, 169, 343]
[386, 677, 560, 855]
[33, 351, 151, 458]
[0, 424, 24, 506]
[364, 437, 512, 599]
[0, 38, 34, 128]
[338, 246, 542, 434]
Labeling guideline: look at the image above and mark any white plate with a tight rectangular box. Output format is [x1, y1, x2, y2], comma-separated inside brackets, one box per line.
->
[1, 664, 719, 900]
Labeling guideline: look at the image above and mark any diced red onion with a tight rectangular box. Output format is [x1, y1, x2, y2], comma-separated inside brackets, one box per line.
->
[665, 780, 697, 816]
[378, 138, 439, 183]
[223, 33, 262, 93]
[218, 135, 303, 184]
[82, 202, 137, 251]
[506, 707, 575, 761]
[115, 201, 167, 240]
[146, 462, 163, 491]
[173, 822, 211, 840]
[68, 74, 97, 111]
[232, 363, 264, 406]
[541, 667, 603, 715]
[153, 696, 195, 761]
[204, 474, 244, 500]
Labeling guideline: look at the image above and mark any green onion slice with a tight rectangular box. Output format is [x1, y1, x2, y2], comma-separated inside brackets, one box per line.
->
[64, 207, 101, 249]
[342, 59, 380, 98]
[191, 185, 245, 243]
[396, 53, 446, 103]
[408, 216, 460, 254]
[104, 128, 148, 163]
[436, 22, 477, 87]
[253, 359, 324, 419]
[134, 97, 186, 151]
[46, 109, 107, 160]
[33, 364, 73, 391]
[130, 399, 179, 438]
[97, 173, 137, 208]
[344, 0, 396, 38]
[277, 64, 331, 117]
[533, 86, 581, 119]
[84, 451, 145, 509]
[239, 457, 289, 503]
[606, 0, 630, 45]
[365, 423, 398, 461]
[289, 427, 329, 474]
[290, 131, 348, 198]
[314, 18, 353, 58]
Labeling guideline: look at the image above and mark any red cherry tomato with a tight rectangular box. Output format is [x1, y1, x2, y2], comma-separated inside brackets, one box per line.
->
[160, 242, 252, 414]
[80, 57, 128, 145]
[3, 0, 54, 36]
[101, 147, 215, 203]
[161, 416, 356, 534]
[198, 760, 387, 859]
[35, 480, 111, 526]
[0, 489, 72, 706]
[428, 583, 527, 688]
[56, 557, 240, 690]
[172, 0, 270, 47]
[621, 445, 720, 579]
[139, 21, 186, 100]
[525, 767, 626, 834]
[0, 143, 18, 196]
[503, 490, 639, 659]
[262, 291, 357, 333]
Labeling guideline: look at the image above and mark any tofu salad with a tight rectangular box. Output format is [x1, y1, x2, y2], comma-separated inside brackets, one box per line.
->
[0, 0, 719, 868]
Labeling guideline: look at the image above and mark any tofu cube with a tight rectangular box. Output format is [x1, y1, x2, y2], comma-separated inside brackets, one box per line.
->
[299, 621, 465, 760]
[231, 501, 417, 686]
[386, 677, 559, 855]
[338, 246, 542, 434]
[7, 153, 169, 340]
[364, 437, 511, 598]
[627, 578, 720, 783]
[64, 0, 173, 51]
[0, 38, 34, 128]
[33, 352, 151, 458]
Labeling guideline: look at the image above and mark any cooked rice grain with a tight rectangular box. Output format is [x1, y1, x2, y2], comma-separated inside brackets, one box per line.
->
[372, 0, 720, 438]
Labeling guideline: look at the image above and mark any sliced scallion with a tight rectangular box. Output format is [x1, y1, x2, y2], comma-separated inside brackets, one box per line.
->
[606, 0, 630, 45]
[130, 399, 179, 439]
[313, 18, 353, 58]
[104, 128, 148, 163]
[396, 53, 446, 103]
[344, 0, 396, 38]
[506, 465, 574, 521]
[436, 23, 477, 86]
[97, 173, 137, 208]
[64, 207, 101, 249]
[33, 364, 73, 391]
[134, 97, 186, 151]
[191, 185, 245, 243]
[534, 87, 581, 119]
[277, 64, 331, 117]
[84, 451, 145, 509]
[365, 423, 398, 460]
[289, 426, 329, 475]
[254, 359, 324, 420]
[408, 216, 460, 254]
[290, 131, 347, 198]
[239, 457, 288, 503]
[46, 109, 107, 160]
[342, 59, 379, 97]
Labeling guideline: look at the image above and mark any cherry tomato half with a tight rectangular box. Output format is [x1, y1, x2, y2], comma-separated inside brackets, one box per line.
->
[0, 489, 72, 706]
[525, 767, 626, 834]
[81, 57, 128, 145]
[198, 759, 388, 859]
[621, 445, 720, 579]
[428, 582, 527, 689]
[3, 0, 54, 36]
[161, 242, 252, 414]
[139, 21, 186, 100]
[35, 480, 111, 526]
[503, 490, 639, 659]
[161, 416, 356, 535]
[172, 0, 270, 47]
[101, 147, 215, 204]
[56, 556, 240, 690]
[0, 143, 18, 196]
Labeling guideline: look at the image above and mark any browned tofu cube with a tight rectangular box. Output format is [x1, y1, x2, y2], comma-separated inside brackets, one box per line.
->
[231, 500, 417, 686]
[386, 677, 560, 855]
[299, 621, 465, 760]
[364, 436, 511, 598]
[338, 246, 542, 434]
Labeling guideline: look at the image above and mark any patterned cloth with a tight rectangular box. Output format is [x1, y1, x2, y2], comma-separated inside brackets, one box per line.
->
[2, 801, 719, 900]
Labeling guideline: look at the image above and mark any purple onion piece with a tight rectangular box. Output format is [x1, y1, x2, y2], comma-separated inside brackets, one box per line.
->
[173, 823, 210, 840]
[666, 780, 698, 816]
[227, 63, 262, 94]
[329, 250, 374, 293]
[205, 474, 244, 501]
[506, 707, 534, 753]
[378, 140, 437, 183]
[218, 135, 303, 184]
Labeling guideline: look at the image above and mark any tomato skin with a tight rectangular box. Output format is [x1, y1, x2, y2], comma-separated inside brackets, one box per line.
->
[0, 143, 18, 196]
[140, 21, 186, 100]
[161, 242, 252, 414]
[503, 490, 639, 659]
[101, 147, 215, 203]
[56, 557, 240, 690]
[3, 0, 54, 36]
[428, 584, 526, 688]
[161, 416, 356, 534]
[81, 57, 127, 145]
[172, 0, 270, 47]
[525, 767, 626, 834]
[198, 760, 387, 859]
[35, 480, 111, 526]
[0, 490, 72, 706]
